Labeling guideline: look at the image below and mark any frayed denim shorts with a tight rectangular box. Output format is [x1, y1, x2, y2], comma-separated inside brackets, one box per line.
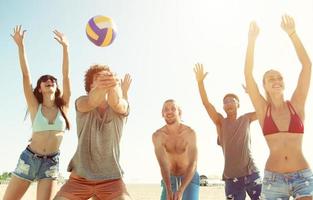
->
[12, 146, 60, 182]
[261, 168, 313, 200]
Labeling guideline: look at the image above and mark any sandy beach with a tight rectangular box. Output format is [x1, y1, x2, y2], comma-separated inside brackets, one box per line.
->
[0, 183, 225, 200]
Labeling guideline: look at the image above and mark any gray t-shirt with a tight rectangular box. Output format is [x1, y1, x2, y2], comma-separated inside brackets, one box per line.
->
[67, 97, 128, 180]
[218, 113, 258, 180]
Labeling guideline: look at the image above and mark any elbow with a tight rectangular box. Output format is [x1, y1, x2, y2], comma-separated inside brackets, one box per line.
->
[307, 60, 312, 69]
[115, 105, 128, 115]
[202, 101, 209, 107]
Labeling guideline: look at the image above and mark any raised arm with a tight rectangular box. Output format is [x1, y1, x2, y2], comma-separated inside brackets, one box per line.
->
[11, 25, 38, 117]
[121, 73, 132, 100]
[76, 72, 116, 112]
[152, 132, 173, 200]
[281, 15, 312, 108]
[244, 22, 267, 118]
[174, 130, 197, 200]
[194, 63, 222, 126]
[54, 30, 71, 108]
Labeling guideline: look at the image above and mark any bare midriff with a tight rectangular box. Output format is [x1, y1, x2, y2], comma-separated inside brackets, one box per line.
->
[265, 132, 309, 172]
[28, 131, 64, 154]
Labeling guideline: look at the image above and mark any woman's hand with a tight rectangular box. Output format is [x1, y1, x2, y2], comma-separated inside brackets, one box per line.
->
[11, 25, 26, 47]
[53, 30, 69, 47]
[281, 15, 296, 36]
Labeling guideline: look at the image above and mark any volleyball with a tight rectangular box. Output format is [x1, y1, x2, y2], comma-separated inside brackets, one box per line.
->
[86, 15, 117, 47]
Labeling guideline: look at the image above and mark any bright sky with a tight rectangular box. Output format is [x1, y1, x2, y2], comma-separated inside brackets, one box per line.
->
[0, 0, 313, 184]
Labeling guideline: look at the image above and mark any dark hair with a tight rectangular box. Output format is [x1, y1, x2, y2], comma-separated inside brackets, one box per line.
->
[223, 93, 239, 103]
[84, 64, 110, 93]
[33, 74, 70, 130]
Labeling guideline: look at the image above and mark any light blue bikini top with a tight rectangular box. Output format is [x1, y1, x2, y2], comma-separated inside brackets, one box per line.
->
[32, 104, 66, 133]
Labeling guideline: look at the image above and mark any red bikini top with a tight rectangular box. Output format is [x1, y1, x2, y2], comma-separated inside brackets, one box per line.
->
[262, 101, 304, 135]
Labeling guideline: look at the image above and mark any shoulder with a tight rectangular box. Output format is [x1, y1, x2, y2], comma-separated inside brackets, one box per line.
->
[75, 95, 93, 114]
[75, 95, 88, 108]
[152, 126, 166, 145]
[242, 112, 257, 122]
[180, 124, 196, 136]
[76, 95, 88, 100]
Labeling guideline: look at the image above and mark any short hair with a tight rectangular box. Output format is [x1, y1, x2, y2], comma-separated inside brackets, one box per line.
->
[223, 93, 239, 103]
[84, 64, 110, 93]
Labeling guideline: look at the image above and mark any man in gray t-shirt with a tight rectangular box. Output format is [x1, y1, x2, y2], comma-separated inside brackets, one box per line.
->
[194, 64, 261, 200]
[55, 65, 132, 200]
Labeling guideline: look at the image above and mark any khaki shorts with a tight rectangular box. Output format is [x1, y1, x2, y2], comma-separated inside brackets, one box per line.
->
[55, 172, 129, 200]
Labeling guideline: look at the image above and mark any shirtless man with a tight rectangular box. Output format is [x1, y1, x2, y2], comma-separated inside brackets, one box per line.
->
[152, 99, 199, 200]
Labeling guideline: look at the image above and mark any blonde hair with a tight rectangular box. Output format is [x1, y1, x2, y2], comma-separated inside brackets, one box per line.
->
[262, 69, 283, 103]
[162, 99, 182, 117]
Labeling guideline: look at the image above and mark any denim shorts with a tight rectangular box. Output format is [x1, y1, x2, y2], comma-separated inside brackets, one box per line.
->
[161, 171, 199, 200]
[261, 169, 313, 200]
[12, 146, 60, 182]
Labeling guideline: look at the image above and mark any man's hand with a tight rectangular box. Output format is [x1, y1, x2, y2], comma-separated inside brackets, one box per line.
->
[194, 63, 208, 83]
[248, 21, 259, 42]
[173, 190, 183, 200]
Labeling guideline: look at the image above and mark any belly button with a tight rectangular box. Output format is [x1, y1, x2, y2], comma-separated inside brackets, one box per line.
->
[285, 156, 288, 160]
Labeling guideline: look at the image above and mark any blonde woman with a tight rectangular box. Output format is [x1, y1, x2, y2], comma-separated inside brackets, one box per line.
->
[244, 15, 312, 199]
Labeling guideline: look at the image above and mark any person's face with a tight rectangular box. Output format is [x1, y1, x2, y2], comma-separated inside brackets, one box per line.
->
[39, 75, 57, 94]
[162, 101, 181, 125]
[263, 70, 285, 95]
[223, 97, 239, 114]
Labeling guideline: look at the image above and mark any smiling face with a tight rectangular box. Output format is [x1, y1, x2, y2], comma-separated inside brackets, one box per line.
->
[38, 75, 58, 94]
[263, 70, 285, 97]
[162, 100, 181, 125]
[223, 94, 239, 115]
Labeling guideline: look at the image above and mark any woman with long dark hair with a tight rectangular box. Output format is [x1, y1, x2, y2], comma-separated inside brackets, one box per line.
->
[244, 15, 313, 199]
[4, 25, 70, 200]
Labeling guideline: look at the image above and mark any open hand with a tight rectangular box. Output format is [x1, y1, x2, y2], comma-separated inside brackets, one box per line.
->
[194, 63, 208, 82]
[11, 25, 26, 47]
[121, 73, 132, 95]
[281, 15, 296, 36]
[53, 30, 69, 47]
[248, 21, 259, 41]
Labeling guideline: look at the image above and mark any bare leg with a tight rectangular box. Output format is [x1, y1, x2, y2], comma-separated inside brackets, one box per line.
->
[3, 175, 31, 200]
[37, 179, 57, 200]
